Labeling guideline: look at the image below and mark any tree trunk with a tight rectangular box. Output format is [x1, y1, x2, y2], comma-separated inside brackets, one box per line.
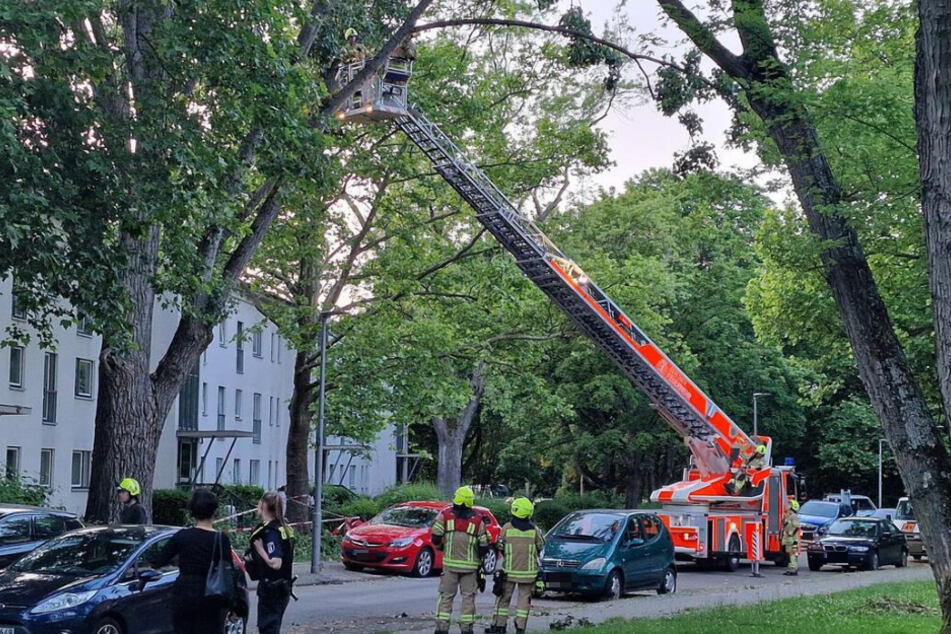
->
[658, 3, 951, 627]
[286, 348, 319, 522]
[433, 362, 486, 497]
[916, 3, 951, 629]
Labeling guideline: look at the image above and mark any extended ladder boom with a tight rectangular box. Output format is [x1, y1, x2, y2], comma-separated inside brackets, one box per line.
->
[333, 60, 756, 475]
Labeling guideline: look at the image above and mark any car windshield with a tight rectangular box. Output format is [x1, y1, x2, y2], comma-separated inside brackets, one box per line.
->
[827, 519, 880, 537]
[550, 512, 624, 543]
[10, 531, 145, 575]
[896, 499, 915, 521]
[371, 506, 437, 528]
[800, 501, 839, 518]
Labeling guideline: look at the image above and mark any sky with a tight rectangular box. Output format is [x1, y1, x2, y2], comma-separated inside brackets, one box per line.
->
[576, 2, 759, 192]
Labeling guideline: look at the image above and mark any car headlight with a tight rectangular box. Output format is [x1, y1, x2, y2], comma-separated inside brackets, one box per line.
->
[30, 590, 97, 614]
[390, 537, 414, 549]
[848, 545, 869, 552]
[817, 525, 829, 535]
[580, 557, 606, 571]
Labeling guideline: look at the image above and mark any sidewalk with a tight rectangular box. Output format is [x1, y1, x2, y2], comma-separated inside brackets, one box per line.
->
[248, 561, 361, 590]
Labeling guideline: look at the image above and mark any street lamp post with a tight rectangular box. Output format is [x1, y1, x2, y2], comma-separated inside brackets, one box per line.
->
[752, 392, 770, 437]
[311, 313, 330, 575]
[878, 438, 886, 508]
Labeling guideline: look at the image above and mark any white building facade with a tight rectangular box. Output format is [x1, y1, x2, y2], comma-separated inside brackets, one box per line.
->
[0, 279, 400, 514]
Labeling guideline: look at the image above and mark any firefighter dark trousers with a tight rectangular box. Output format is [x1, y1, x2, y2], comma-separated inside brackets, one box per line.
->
[491, 580, 532, 630]
[257, 580, 291, 634]
[436, 570, 477, 632]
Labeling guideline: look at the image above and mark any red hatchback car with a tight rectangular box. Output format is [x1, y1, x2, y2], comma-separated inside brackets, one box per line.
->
[340, 501, 502, 577]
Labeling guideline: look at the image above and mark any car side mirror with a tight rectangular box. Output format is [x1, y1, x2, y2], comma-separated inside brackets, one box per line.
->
[137, 568, 162, 589]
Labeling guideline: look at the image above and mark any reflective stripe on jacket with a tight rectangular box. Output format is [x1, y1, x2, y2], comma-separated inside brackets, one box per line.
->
[431, 508, 489, 572]
[497, 522, 545, 582]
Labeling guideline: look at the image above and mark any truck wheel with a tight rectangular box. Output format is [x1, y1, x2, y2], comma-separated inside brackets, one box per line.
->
[722, 534, 742, 572]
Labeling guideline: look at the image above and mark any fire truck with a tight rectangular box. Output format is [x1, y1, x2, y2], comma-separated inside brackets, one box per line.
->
[335, 56, 798, 570]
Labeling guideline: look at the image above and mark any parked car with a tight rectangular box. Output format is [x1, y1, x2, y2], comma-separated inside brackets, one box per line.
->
[868, 508, 897, 522]
[0, 504, 83, 569]
[823, 493, 877, 516]
[895, 497, 925, 560]
[340, 501, 502, 577]
[0, 525, 248, 634]
[798, 500, 854, 542]
[807, 516, 908, 571]
[540, 510, 676, 600]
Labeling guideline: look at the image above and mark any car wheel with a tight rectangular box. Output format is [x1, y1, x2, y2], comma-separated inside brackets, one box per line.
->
[343, 561, 364, 572]
[864, 550, 879, 571]
[482, 548, 497, 575]
[412, 547, 434, 577]
[808, 558, 823, 572]
[657, 566, 677, 595]
[93, 617, 124, 634]
[224, 611, 247, 634]
[897, 549, 908, 568]
[722, 534, 742, 572]
[604, 569, 623, 601]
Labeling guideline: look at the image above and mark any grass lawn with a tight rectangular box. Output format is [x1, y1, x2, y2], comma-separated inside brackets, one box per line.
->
[568, 581, 940, 633]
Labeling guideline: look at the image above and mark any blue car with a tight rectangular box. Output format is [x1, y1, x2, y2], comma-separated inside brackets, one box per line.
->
[0, 505, 83, 570]
[0, 525, 248, 634]
[798, 500, 853, 542]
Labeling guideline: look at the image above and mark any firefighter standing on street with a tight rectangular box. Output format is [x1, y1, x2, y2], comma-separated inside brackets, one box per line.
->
[432, 486, 490, 634]
[117, 478, 149, 524]
[486, 498, 545, 634]
[782, 499, 801, 576]
[244, 491, 295, 633]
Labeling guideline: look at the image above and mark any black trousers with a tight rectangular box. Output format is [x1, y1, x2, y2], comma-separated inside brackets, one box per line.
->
[257, 582, 290, 634]
[172, 595, 225, 634]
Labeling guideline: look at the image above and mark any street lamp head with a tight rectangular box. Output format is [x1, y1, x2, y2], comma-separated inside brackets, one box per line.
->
[753, 392, 770, 398]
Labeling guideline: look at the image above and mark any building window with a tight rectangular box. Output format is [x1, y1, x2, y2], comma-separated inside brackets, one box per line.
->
[11, 291, 25, 320]
[215, 458, 223, 481]
[42, 353, 57, 424]
[201, 382, 208, 416]
[277, 336, 282, 364]
[267, 460, 273, 490]
[235, 389, 243, 420]
[328, 464, 336, 484]
[275, 461, 280, 486]
[218, 320, 227, 347]
[275, 397, 281, 427]
[74, 358, 94, 398]
[268, 396, 274, 427]
[177, 362, 199, 431]
[76, 313, 93, 337]
[202, 350, 207, 366]
[39, 449, 54, 487]
[236, 321, 244, 374]
[71, 450, 91, 489]
[349, 465, 356, 489]
[217, 386, 226, 430]
[4, 446, 20, 479]
[232, 459, 241, 484]
[270, 333, 276, 362]
[8, 346, 23, 389]
[249, 459, 260, 486]
[252, 393, 262, 444]
[252, 330, 262, 358]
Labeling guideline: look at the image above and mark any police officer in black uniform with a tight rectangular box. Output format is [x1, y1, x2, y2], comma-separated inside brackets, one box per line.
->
[244, 490, 294, 633]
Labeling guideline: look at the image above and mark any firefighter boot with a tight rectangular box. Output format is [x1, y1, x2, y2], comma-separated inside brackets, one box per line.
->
[783, 570, 798, 576]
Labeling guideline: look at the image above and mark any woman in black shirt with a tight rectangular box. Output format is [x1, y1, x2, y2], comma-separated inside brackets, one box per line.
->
[156, 488, 233, 634]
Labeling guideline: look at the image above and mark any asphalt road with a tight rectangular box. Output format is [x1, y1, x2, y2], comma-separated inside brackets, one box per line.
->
[250, 557, 934, 633]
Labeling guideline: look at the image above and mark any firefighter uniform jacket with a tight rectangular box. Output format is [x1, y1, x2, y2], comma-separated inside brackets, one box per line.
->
[431, 506, 490, 573]
[781, 510, 800, 546]
[496, 519, 545, 582]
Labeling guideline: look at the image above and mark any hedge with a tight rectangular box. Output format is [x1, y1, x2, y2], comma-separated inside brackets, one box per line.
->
[0, 476, 50, 507]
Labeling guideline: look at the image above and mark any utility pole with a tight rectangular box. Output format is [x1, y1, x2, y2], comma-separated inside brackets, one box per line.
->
[752, 392, 770, 437]
[311, 312, 330, 575]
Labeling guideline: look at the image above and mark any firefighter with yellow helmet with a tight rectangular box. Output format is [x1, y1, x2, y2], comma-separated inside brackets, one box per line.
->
[782, 499, 801, 575]
[432, 486, 490, 634]
[486, 497, 545, 634]
[747, 444, 768, 470]
[117, 477, 149, 524]
[342, 27, 367, 63]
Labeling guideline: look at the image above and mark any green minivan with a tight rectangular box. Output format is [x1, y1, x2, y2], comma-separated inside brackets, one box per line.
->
[540, 510, 676, 600]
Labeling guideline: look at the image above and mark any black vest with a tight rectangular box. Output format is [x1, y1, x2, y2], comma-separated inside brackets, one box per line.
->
[247, 520, 294, 581]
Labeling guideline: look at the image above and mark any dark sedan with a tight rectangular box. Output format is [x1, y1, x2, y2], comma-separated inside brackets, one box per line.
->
[0, 525, 248, 634]
[0, 505, 82, 569]
[807, 517, 908, 571]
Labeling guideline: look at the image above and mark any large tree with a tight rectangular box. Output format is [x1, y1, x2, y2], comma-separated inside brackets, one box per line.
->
[2, 0, 435, 521]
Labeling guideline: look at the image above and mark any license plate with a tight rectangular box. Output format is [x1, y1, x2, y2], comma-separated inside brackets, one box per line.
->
[0, 627, 15, 634]
[353, 549, 369, 555]
[547, 582, 570, 589]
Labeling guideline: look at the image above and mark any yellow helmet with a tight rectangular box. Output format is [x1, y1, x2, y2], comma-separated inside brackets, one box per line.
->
[789, 499, 800, 512]
[453, 486, 475, 508]
[345, 27, 358, 39]
[755, 444, 767, 455]
[117, 478, 141, 497]
[511, 497, 534, 519]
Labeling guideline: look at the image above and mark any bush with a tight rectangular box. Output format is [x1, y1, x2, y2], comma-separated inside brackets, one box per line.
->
[476, 498, 511, 527]
[153, 489, 189, 526]
[374, 482, 444, 507]
[338, 496, 383, 520]
[0, 476, 50, 507]
[554, 490, 624, 512]
[218, 485, 265, 513]
[533, 501, 569, 531]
